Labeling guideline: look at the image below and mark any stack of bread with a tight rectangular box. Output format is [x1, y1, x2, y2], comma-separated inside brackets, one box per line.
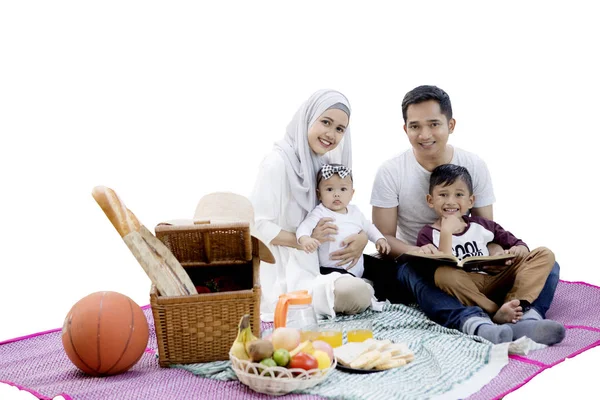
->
[333, 338, 414, 371]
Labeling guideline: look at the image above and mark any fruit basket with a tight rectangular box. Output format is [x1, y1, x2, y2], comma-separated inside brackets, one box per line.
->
[229, 353, 337, 396]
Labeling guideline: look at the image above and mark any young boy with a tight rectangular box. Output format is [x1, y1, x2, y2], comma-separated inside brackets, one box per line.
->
[416, 163, 556, 324]
[297, 164, 391, 278]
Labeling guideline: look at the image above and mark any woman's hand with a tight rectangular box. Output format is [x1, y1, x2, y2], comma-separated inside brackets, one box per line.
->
[330, 231, 368, 269]
[311, 217, 338, 243]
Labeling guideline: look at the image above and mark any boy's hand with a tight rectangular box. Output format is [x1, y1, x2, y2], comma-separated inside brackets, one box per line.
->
[376, 238, 391, 255]
[441, 214, 466, 234]
[505, 245, 528, 263]
[298, 236, 320, 253]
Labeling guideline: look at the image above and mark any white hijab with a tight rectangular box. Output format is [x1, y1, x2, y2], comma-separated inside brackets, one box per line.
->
[274, 89, 353, 213]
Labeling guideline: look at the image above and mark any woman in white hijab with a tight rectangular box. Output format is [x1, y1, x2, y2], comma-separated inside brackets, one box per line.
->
[251, 89, 374, 321]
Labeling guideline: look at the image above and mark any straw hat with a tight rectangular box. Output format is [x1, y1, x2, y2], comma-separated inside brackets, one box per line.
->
[193, 192, 275, 263]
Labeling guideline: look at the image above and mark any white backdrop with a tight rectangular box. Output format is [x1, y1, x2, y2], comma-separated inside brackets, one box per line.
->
[1, 1, 598, 399]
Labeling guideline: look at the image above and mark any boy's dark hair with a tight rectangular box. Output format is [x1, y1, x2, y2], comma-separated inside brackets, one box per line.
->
[429, 164, 473, 195]
[316, 163, 353, 186]
[401, 85, 453, 123]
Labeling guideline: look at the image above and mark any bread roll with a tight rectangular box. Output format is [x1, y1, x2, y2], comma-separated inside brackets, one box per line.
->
[92, 186, 140, 237]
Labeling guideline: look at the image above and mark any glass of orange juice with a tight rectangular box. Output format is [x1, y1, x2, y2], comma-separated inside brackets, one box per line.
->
[300, 328, 320, 342]
[346, 320, 373, 343]
[317, 323, 343, 348]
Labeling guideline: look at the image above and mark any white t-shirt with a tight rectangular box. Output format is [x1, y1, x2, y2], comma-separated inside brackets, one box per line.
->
[370, 146, 495, 246]
[296, 203, 385, 277]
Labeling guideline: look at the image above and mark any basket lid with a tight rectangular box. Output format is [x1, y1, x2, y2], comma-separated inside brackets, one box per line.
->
[193, 192, 275, 264]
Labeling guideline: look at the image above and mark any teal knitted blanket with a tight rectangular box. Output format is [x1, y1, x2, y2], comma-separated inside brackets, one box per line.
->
[173, 303, 507, 400]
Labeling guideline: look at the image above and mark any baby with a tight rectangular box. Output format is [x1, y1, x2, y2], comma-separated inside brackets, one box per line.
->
[296, 164, 390, 278]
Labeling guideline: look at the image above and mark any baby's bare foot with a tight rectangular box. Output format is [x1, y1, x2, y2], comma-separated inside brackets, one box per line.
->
[493, 300, 523, 324]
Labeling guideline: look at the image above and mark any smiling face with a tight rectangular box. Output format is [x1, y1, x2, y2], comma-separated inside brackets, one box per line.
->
[404, 100, 455, 161]
[317, 174, 354, 213]
[426, 178, 474, 218]
[307, 108, 349, 155]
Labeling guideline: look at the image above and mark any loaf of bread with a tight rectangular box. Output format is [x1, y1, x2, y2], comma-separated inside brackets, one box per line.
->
[92, 185, 197, 297]
[92, 186, 140, 237]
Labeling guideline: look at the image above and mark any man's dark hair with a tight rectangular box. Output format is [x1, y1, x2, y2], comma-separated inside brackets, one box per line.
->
[429, 164, 473, 195]
[402, 85, 453, 123]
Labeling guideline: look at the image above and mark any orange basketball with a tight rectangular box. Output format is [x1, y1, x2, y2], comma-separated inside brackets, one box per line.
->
[61, 291, 149, 376]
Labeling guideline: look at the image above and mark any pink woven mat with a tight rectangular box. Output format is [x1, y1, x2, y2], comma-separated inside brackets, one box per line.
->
[1, 280, 599, 400]
[466, 280, 600, 399]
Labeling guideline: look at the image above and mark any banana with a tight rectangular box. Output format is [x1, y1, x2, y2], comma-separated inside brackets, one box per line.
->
[230, 314, 257, 360]
[289, 340, 314, 358]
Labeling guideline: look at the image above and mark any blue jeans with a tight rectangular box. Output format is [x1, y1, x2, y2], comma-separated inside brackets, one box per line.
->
[530, 261, 560, 318]
[395, 261, 561, 330]
[364, 255, 560, 331]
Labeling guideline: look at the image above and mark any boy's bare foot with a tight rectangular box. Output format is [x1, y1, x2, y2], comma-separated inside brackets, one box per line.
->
[493, 300, 523, 324]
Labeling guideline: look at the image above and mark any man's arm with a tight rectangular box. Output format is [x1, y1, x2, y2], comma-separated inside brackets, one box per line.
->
[470, 205, 493, 220]
[372, 206, 419, 258]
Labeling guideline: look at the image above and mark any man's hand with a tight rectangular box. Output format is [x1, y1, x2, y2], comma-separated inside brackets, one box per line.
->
[311, 217, 337, 243]
[376, 238, 391, 255]
[298, 236, 320, 253]
[487, 242, 504, 256]
[441, 214, 467, 234]
[417, 244, 441, 254]
[330, 231, 368, 269]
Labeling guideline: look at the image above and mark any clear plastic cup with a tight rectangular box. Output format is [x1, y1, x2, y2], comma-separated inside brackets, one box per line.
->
[316, 323, 343, 348]
[346, 320, 373, 343]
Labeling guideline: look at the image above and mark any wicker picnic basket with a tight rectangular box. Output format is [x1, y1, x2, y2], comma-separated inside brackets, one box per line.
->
[150, 221, 261, 367]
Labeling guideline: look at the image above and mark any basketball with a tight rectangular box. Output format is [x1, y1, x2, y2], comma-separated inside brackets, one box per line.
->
[61, 291, 149, 376]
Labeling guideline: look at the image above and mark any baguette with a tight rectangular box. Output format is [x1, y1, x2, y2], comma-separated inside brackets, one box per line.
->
[92, 186, 140, 237]
[92, 185, 197, 297]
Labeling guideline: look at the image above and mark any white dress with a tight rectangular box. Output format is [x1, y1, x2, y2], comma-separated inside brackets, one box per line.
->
[250, 151, 343, 321]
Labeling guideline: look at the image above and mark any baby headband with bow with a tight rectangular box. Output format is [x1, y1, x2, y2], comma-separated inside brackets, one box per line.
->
[320, 164, 352, 180]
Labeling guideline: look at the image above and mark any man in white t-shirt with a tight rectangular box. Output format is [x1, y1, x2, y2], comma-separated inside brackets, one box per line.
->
[367, 85, 563, 345]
